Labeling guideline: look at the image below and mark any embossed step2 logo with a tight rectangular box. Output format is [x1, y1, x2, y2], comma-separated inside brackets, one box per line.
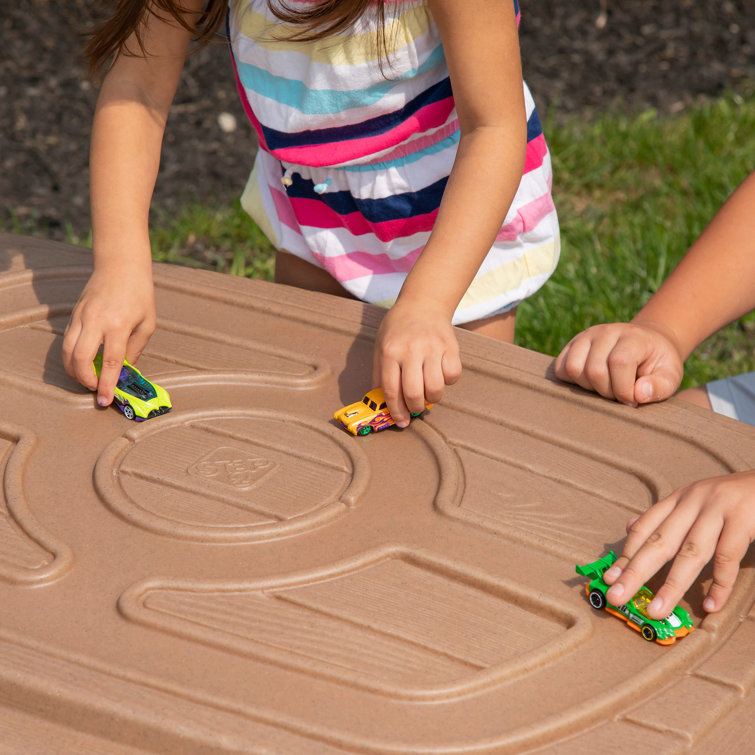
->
[188, 447, 278, 490]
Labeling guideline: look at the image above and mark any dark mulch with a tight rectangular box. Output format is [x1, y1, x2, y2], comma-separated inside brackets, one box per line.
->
[2, 0, 754, 241]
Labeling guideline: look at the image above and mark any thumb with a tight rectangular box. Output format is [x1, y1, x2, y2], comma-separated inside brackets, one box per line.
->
[634, 373, 679, 404]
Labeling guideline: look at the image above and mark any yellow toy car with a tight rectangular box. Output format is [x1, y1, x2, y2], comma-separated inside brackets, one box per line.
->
[93, 354, 172, 422]
[333, 387, 431, 436]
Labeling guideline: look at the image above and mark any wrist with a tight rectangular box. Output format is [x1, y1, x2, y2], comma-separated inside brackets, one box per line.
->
[629, 316, 687, 362]
[92, 235, 153, 272]
[393, 288, 455, 322]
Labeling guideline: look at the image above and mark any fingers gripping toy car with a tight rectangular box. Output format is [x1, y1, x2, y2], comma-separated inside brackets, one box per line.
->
[576, 551, 694, 645]
[93, 354, 172, 422]
[333, 387, 431, 436]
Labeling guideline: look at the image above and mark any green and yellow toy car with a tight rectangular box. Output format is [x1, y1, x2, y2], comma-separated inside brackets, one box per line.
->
[93, 354, 172, 422]
[333, 387, 431, 436]
[576, 551, 695, 645]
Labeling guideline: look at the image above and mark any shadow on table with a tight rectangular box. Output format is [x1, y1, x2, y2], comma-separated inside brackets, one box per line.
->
[0, 233, 92, 396]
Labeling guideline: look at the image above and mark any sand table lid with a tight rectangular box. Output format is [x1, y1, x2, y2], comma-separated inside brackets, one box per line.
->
[0, 233, 753, 753]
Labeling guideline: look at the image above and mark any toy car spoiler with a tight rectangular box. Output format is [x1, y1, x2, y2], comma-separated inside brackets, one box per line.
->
[575, 550, 618, 581]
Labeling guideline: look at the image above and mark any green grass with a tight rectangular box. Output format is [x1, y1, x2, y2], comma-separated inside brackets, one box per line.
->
[149, 200, 275, 280]
[10, 93, 754, 388]
[516, 93, 755, 387]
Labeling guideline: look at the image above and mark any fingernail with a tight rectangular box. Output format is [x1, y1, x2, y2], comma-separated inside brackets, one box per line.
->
[607, 583, 624, 601]
[703, 596, 715, 612]
[637, 382, 653, 402]
[605, 566, 622, 581]
[649, 597, 663, 614]
[98, 397, 109, 407]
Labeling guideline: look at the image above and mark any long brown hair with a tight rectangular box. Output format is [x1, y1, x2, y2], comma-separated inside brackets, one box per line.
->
[86, 1, 387, 76]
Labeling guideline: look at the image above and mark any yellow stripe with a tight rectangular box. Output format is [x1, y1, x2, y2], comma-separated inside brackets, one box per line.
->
[230, 1, 433, 66]
[373, 240, 560, 313]
[457, 240, 560, 313]
[240, 161, 280, 248]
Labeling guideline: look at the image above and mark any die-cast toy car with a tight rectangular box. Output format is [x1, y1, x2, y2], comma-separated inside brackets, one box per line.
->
[576, 551, 694, 645]
[93, 354, 172, 422]
[333, 387, 431, 436]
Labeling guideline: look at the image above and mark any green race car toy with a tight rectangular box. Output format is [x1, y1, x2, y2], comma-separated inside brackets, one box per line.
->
[576, 551, 694, 645]
[93, 355, 172, 422]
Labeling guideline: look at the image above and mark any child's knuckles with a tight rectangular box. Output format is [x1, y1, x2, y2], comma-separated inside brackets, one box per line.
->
[643, 529, 683, 562]
[561, 353, 584, 381]
[708, 573, 736, 605]
[711, 548, 741, 577]
[626, 516, 654, 540]
[425, 386, 444, 404]
[584, 363, 611, 394]
[676, 538, 709, 566]
[382, 385, 401, 405]
[443, 358, 462, 384]
[403, 387, 425, 409]
[381, 342, 409, 363]
[101, 355, 125, 371]
[71, 350, 95, 372]
[606, 347, 637, 373]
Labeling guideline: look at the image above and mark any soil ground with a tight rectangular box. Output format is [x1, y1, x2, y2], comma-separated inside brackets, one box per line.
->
[2, 0, 754, 240]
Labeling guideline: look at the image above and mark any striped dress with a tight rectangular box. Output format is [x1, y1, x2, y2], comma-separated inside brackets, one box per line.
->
[228, 0, 560, 324]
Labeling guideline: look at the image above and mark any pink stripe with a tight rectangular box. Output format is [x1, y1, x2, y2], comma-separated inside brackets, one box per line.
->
[495, 191, 556, 242]
[366, 119, 460, 165]
[285, 192, 438, 241]
[311, 244, 424, 283]
[269, 98, 456, 166]
[270, 183, 302, 235]
[523, 133, 547, 174]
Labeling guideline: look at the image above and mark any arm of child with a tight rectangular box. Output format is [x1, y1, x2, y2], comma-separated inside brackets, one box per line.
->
[373, 0, 527, 426]
[555, 171, 755, 405]
[62, 0, 204, 406]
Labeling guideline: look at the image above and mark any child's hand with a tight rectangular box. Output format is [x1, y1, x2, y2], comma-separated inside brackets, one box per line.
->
[372, 300, 462, 427]
[555, 322, 685, 406]
[603, 471, 755, 617]
[62, 263, 156, 406]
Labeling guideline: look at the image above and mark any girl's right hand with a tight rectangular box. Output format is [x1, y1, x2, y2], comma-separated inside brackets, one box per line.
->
[62, 261, 156, 406]
[372, 298, 462, 427]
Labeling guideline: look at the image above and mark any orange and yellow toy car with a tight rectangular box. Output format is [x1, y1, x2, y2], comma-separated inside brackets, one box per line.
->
[333, 387, 431, 436]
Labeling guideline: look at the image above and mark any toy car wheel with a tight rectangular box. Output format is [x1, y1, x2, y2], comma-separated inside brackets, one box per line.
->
[357, 426, 372, 436]
[588, 589, 606, 610]
[641, 625, 657, 642]
[122, 404, 136, 421]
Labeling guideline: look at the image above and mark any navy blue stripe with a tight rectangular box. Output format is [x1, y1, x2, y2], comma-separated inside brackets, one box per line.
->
[259, 77, 453, 152]
[286, 172, 448, 223]
[527, 107, 543, 141]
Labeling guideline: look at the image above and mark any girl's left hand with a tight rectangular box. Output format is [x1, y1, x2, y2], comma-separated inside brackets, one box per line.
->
[373, 299, 462, 427]
[603, 470, 755, 617]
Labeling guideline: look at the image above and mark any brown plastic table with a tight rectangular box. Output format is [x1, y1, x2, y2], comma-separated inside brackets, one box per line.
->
[1, 233, 753, 753]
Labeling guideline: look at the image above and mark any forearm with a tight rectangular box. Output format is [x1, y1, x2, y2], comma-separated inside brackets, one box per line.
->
[632, 171, 755, 359]
[89, 2, 200, 272]
[396, 123, 526, 317]
[89, 86, 168, 271]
